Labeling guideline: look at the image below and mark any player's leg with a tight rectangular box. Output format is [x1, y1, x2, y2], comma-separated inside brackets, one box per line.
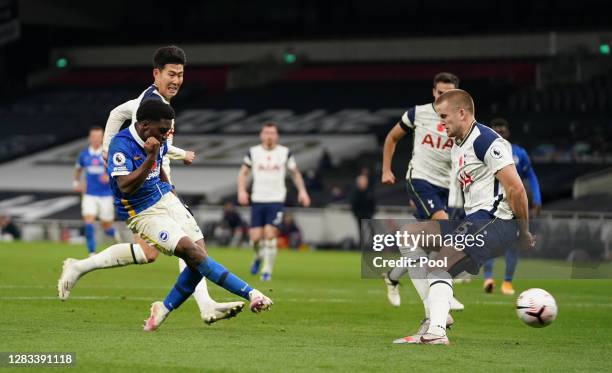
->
[57, 235, 155, 300]
[176, 258, 244, 324]
[482, 258, 496, 293]
[501, 247, 518, 295]
[260, 204, 282, 281]
[419, 247, 478, 345]
[249, 203, 264, 275]
[140, 194, 269, 331]
[99, 196, 118, 240]
[81, 195, 98, 255]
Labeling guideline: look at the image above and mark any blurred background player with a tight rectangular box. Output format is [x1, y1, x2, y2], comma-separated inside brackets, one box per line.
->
[380, 72, 465, 312]
[103, 100, 271, 331]
[237, 122, 311, 281]
[482, 118, 542, 295]
[58, 46, 243, 325]
[73, 126, 117, 255]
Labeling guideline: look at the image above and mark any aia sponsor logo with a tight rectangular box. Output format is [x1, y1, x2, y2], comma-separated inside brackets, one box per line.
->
[421, 134, 453, 150]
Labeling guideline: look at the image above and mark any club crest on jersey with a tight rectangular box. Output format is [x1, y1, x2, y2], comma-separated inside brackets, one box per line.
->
[112, 152, 126, 166]
[422, 134, 453, 150]
[159, 230, 169, 242]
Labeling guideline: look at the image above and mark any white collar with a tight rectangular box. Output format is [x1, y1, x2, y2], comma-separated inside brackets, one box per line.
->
[129, 124, 146, 148]
[88, 146, 102, 155]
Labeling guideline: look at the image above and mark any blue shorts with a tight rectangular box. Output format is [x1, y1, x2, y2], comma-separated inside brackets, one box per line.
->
[250, 202, 284, 228]
[441, 210, 519, 267]
[407, 178, 449, 219]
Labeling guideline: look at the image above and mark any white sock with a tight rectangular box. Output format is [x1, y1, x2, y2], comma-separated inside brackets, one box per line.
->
[426, 272, 453, 336]
[261, 238, 277, 275]
[402, 246, 430, 318]
[388, 266, 408, 282]
[75, 243, 147, 274]
[178, 258, 214, 312]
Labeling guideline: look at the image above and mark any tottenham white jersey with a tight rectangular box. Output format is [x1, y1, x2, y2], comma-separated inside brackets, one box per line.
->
[244, 144, 297, 203]
[102, 85, 185, 183]
[400, 103, 454, 189]
[451, 122, 514, 219]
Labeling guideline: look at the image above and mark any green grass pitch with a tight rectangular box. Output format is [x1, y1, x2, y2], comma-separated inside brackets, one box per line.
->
[1, 241, 611, 372]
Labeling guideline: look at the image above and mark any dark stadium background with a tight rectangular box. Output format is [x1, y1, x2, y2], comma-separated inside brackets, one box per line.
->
[1, 0, 611, 256]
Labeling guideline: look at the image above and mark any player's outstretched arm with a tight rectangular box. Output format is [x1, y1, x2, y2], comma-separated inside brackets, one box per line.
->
[496, 164, 534, 249]
[166, 144, 196, 165]
[103, 99, 138, 156]
[237, 164, 250, 205]
[381, 123, 407, 184]
[290, 168, 311, 207]
[115, 138, 159, 195]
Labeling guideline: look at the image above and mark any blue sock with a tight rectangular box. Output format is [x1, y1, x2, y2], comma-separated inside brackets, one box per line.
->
[163, 266, 202, 311]
[197, 256, 252, 300]
[483, 258, 494, 279]
[504, 247, 518, 282]
[84, 223, 95, 253]
[104, 227, 116, 237]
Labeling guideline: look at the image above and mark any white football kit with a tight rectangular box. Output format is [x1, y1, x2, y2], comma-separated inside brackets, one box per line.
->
[243, 144, 297, 203]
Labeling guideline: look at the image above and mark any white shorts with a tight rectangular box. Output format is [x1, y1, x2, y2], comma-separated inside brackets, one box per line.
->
[82, 195, 115, 222]
[126, 192, 203, 256]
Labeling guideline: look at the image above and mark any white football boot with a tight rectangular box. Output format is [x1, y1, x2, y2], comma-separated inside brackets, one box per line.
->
[143, 301, 170, 332]
[57, 258, 81, 301]
[248, 289, 273, 313]
[393, 314, 454, 344]
[450, 296, 465, 311]
[201, 301, 245, 325]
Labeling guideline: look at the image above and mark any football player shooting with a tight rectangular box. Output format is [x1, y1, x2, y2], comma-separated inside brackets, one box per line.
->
[105, 100, 272, 331]
[392, 89, 534, 345]
[58, 46, 244, 325]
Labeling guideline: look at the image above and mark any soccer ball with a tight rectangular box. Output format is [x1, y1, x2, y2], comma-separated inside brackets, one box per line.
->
[516, 288, 558, 328]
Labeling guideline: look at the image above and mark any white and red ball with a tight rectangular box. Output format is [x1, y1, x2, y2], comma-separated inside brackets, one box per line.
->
[516, 288, 558, 328]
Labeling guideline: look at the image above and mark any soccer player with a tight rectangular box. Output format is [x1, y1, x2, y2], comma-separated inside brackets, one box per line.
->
[58, 46, 244, 325]
[237, 122, 311, 281]
[106, 100, 271, 331]
[482, 118, 542, 295]
[394, 89, 534, 345]
[73, 127, 118, 255]
[380, 72, 464, 311]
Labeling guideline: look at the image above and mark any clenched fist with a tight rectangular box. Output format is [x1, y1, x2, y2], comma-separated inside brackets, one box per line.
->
[144, 137, 160, 156]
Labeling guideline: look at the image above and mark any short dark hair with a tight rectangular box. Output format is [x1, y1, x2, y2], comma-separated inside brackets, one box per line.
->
[136, 100, 175, 122]
[433, 72, 460, 88]
[89, 126, 103, 132]
[490, 117, 510, 129]
[153, 45, 186, 70]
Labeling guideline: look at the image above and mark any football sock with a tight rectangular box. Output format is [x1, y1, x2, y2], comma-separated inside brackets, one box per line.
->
[163, 265, 202, 311]
[84, 223, 96, 253]
[261, 238, 277, 275]
[251, 239, 262, 259]
[178, 258, 214, 312]
[74, 243, 147, 274]
[196, 256, 252, 300]
[504, 247, 518, 282]
[426, 272, 453, 336]
[103, 227, 116, 238]
[483, 258, 494, 279]
[401, 246, 430, 318]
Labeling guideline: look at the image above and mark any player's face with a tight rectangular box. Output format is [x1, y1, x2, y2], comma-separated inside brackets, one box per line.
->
[260, 126, 279, 148]
[432, 82, 456, 100]
[436, 100, 464, 138]
[154, 64, 184, 100]
[88, 130, 103, 148]
[493, 125, 510, 140]
[143, 119, 173, 143]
